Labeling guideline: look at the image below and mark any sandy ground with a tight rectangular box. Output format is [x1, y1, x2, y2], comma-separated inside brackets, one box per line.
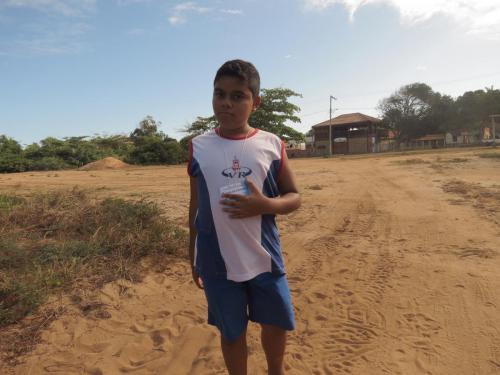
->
[1, 148, 500, 375]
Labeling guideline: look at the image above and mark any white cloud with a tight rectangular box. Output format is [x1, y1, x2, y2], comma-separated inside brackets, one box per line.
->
[220, 9, 243, 15]
[116, 0, 150, 5]
[303, 0, 500, 39]
[2, 0, 96, 17]
[0, 22, 91, 55]
[169, 1, 212, 25]
[168, 15, 184, 25]
[0, 2, 94, 56]
[168, 2, 242, 25]
[173, 2, 210, 13]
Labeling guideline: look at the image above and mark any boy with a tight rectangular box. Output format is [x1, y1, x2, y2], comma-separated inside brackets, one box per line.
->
[188, 59, 301, 375]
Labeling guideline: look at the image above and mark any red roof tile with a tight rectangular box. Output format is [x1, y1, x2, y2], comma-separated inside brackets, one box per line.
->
[312, 113, 381, 128]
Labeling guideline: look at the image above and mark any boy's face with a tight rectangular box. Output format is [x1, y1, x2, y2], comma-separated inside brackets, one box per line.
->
[213, 76, 261, 131]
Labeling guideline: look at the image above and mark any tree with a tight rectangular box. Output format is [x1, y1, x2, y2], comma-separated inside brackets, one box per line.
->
[250, 88, 304, 141]
[427, 93, 457, 133]
[90, 135, 133, 160]
[378, 83, 437, 142]
[130, 116, 161, 138]
[0, 135, 27, 172]
[454, 88, 500, 131]
[33, 136, 74, 169]
[0, 135, 22, 155]
[128, 116, 184, 165]
[184, 88, 304, 141]
[184, 116, 218, 137]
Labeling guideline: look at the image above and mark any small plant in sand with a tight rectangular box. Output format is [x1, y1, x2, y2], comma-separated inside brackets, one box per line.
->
[0, 195, 24, 211]
[0, 188, 187, 363]
[440, 158, 469, 163]
[393, 158, 429, 165]
[478, 152, 500, 159]
[306, 185, 323, 190]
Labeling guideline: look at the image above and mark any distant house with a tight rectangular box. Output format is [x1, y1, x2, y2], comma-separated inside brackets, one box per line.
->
[445, 130, 477, 145]
[305, 135, 314, 151]
[411, 134, 446, 148]
[404, 130, 482, 149]
[481, 118, 500, 144]
[311, 113, 386, 155]
[284, 139, 305, 150]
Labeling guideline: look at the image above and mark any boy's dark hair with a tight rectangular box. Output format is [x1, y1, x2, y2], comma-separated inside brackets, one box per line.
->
[214, 59, 260, 98]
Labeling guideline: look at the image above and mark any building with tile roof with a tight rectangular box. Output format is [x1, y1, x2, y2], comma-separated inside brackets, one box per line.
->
[311, 112, 387, 155]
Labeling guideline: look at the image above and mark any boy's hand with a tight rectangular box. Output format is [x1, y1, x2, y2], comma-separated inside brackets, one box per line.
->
[192, 267, 204, 289]
[220, 178, 271, 219]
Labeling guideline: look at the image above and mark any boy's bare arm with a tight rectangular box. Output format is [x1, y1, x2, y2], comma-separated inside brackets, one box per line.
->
[189, 177, 203, 289]
[272, 150, 301, 214]
[221, 151, 301, 218]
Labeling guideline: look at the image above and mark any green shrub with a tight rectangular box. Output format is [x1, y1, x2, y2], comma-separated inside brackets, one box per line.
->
[0, 154, 29, 173]
[0, 195, 24, 210]
[0, 283, 42, 326]
[29, 157, 70, 171]
[0, 189, 187, 328]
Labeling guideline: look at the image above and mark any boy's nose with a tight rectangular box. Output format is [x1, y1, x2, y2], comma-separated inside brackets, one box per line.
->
[221, 99, 232, 109]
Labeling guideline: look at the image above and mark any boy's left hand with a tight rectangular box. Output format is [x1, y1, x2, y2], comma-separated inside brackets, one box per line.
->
[220, 178, 271, 218]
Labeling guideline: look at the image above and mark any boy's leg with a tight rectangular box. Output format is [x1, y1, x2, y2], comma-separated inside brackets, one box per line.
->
[202, 276, 250, 375]
[221, 329, 248, 375]
[260, 324, 287, 375]
[247, 273, 294, 375]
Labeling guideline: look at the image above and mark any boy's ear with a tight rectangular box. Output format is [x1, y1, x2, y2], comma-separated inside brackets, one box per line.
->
[253, 96, 261, 111]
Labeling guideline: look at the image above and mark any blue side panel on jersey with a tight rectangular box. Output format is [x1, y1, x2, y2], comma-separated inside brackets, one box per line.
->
[261, 159, 285, 274]
[189, 152, 200, 176]
[192, 157, 227, 278]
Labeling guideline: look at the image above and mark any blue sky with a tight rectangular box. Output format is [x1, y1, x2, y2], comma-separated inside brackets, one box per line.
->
[1, 0, 500, 146]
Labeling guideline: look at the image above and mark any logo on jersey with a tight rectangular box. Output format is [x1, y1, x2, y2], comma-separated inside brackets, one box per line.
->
[222, 156, 252, 178]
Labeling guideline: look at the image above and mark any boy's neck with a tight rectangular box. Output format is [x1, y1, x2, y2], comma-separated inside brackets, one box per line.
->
[219, 124, 253, 138]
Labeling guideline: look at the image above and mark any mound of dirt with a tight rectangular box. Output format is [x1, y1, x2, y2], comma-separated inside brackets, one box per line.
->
[79, 157, 130, 171]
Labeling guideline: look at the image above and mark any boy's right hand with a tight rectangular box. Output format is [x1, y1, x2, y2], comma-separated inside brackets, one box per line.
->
[192, 267, 204, 289]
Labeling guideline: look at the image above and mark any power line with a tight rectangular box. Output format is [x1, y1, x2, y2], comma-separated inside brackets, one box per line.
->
[300, 107, 377, 117]
[294, 70, 500, 107]
[432, 71, 500, 86]
[300, 110, 327, 117]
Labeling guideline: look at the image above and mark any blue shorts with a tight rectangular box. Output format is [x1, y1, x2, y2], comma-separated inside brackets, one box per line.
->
[201, 272, 295, 342]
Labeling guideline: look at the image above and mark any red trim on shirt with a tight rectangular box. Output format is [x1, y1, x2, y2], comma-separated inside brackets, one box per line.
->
[278, 140, 286, 178]
[215, 127, 259, 140]
[187, 139, 194, 176]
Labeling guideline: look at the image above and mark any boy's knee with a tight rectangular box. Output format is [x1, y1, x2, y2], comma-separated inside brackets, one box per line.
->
[221, 330, 247, 345]
[260, 323, 287, 336]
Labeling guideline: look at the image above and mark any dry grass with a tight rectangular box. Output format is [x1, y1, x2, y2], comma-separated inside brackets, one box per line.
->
[477, 152, 500, 159]
[442, 180, 471, 195]
[442, 180, 500, 225]
[429, 157, 470, 170]
[392, 158, 430, 165]
[306, 185, 323, 190]
[0, 188, 187, 364]
[440, 157, 469, 163]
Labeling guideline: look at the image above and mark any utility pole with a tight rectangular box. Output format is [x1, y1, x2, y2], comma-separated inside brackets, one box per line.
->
[329, 95, 337, 156]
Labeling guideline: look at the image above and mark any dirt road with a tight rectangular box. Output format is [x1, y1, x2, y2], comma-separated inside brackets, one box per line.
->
[2, 148, 500, 375]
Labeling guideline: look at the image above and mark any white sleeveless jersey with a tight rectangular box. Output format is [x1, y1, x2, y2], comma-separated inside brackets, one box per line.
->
[188, 128, 286, 282]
